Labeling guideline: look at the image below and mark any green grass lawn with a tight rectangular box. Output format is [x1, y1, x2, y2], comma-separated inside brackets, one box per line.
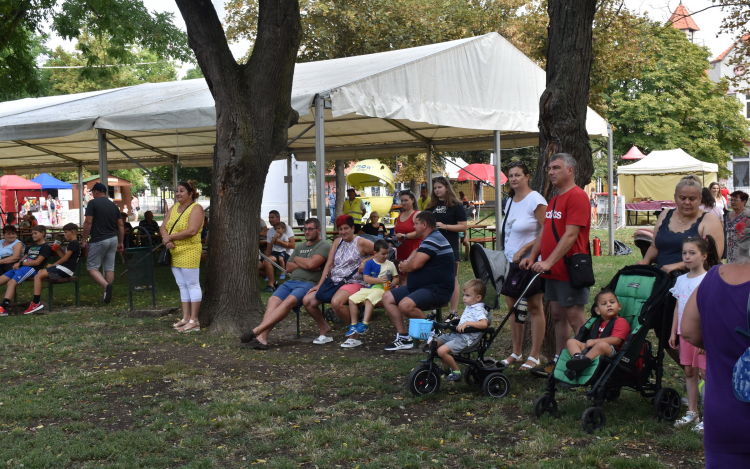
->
[0, 229, 704, 468]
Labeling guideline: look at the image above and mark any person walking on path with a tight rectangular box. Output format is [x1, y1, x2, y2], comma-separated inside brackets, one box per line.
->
[327, 187, 336, 225]
[426, 176, 467, 316]
[520, 153, 592, 379]
[393, 190, 422, 286]
[81, 182, 123, 304]
[499, 161, 547, 372]
[343, 188, 366, 234]
[131, 195, 139, 222]
[162, 181, 205, 333]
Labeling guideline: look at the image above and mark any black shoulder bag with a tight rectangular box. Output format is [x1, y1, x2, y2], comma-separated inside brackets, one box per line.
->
[158, 203, 194, 266]
[550, 197, 595, 289]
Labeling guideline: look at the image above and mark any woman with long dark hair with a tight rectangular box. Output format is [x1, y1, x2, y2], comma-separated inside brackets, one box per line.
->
[426, 176, 467, 314]
[394, 190, 422, 286]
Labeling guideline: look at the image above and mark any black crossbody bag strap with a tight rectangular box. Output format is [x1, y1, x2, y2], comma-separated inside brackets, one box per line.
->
[500, 198, 513, 251]
[168, 202, 194, 235]
[549, 197, 591, 256]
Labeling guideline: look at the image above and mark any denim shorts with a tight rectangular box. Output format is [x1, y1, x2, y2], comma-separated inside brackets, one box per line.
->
[390, 285, 452, 311]
[273, 279, 314, 308]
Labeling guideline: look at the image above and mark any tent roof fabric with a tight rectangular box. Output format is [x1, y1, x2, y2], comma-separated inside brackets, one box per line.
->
[30, 173, 73, 189]
[0, 175, 42, 190]
[622, 146, 645, 160]
[0, 33, 608, 174]
[617, 149, 718, 175]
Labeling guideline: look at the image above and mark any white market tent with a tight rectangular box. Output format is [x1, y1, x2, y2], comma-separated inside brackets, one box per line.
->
[0, 32, 609, 225]
[617, 148, 718, 203]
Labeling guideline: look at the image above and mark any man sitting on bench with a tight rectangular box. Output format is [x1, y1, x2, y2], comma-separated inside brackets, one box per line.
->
[239, 218, 331, 349]
[0, 225, 51, 317]
[382, 211, 455, 351]
[24, 223, 82, 314]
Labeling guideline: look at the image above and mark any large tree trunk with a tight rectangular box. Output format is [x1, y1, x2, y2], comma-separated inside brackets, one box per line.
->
[175, 0, 301, 334]
[335, 160, 346, 220]
[534, 0, 597, 360]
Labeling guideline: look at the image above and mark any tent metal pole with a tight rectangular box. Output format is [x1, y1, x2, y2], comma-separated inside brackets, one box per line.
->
[494, 130, 502, 247]
[426, 145, 432, 189]
[97, 129, 108, 193]
[78, 165, 84, 226]
[287, 155, 294, 226]
[608, 123, 615, 255]
[314, 95, 327, 228]
[172, 159, 179, 201]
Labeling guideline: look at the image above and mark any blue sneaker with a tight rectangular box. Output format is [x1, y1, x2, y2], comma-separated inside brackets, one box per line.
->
[355, 322, 369, 335]
[345, 325, 358, 337]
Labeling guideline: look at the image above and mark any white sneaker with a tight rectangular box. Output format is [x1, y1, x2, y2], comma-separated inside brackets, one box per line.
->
[674, 411, 700, 428]
[341, 338, 362, 348]
[692, 420, 704, 432]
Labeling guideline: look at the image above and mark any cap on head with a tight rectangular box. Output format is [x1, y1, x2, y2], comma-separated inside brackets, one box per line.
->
[92, 182, 107, 193]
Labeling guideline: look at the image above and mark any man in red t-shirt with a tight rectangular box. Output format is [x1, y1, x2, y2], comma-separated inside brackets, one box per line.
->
[520, 153, 592, 378]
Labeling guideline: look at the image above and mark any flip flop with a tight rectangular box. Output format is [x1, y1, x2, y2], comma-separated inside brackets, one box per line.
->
[239, 330, 256, 343]
[240, 339, 269, 350]
[313, 335, 333, 345]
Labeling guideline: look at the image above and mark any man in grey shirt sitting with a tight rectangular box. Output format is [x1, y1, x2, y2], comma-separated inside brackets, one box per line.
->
[81, 182, 124, 303]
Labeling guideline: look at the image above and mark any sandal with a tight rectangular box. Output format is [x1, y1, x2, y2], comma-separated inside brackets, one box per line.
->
[172, 319, 188, 329]
[519, 356, 540, 371]
[313, 335, 333, 345]
[178, 319, 200, 333]
[501, 353, 523, 366]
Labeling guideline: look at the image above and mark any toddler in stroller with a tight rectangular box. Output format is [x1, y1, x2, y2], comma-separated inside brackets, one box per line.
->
[534, 265, 680, 433]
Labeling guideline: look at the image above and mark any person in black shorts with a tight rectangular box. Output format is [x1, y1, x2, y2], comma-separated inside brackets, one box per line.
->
[24, 223, 81, 314]
[382, 211, 455, 351]
[426, 176, 467, 316]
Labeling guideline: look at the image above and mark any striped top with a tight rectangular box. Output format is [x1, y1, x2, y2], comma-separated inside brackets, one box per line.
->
[407, 229, 455, 291]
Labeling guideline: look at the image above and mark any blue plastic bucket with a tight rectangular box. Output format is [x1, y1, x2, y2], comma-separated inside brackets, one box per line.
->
[408, 319, 433, 340]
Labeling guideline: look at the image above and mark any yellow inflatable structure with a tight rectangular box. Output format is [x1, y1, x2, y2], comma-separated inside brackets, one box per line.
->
[346, 159, 396, 219]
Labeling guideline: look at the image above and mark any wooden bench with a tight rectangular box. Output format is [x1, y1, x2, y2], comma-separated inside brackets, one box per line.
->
[466, 236, 496, 250]
[44, 265, 81, 312]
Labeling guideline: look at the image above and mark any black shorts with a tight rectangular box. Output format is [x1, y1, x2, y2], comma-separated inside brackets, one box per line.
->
[390, 285, 452, 311]
[47, 266, 73, 280]
[500, 262, 545, 299]
[269, 251, 289, 263]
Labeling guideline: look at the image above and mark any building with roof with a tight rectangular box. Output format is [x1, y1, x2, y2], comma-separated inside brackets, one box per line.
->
[668, 2, 701, 44]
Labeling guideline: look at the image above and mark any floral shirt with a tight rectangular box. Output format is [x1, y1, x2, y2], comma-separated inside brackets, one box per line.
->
[727, 209, 750, 263]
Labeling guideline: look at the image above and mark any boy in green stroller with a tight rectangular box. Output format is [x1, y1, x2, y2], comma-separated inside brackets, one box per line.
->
[534, 265, 681, 433]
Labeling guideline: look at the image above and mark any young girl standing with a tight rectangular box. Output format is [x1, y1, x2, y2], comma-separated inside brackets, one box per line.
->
[669, 235, 719, 431]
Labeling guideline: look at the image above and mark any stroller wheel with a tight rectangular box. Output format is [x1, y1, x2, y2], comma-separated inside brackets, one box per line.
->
[581, 406, 606, 433]
[482, 372, 511, 398]
[653, 387, 681, 421]
[407, 365, 441, 396]
[534, 393, 558, 418]
[462, 366, 481, 387]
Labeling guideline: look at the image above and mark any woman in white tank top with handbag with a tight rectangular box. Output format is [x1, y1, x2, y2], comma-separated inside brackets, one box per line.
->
[499, 162, 548, 372]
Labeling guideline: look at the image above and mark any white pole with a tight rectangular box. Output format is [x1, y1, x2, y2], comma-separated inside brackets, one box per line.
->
[97, 129, 108, 193]
[287, 155, 293, 226]
[78, 165, 84, 226]
[426, 145, 432, 189]
[314, 96, 327, 228]
[607, 123, 615, 255]
[172, 159, 179, 201]
[494, 130, 502, 249]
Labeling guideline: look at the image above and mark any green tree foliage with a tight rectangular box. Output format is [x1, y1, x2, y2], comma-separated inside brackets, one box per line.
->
[148, 165, 212, 196]
[224, 0, 528, 63]
[0, 0, 192, 99]
[183, 66, 204, 80]
[41, 34, 178, 96]
[606, 23, 750, 176]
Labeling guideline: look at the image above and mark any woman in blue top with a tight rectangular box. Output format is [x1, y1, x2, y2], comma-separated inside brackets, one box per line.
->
[0, 226, 24, 275]
[637, 175, 724, 364]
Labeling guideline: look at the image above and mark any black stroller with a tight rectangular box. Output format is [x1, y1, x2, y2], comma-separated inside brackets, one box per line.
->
[533, 265, 680, 433]
[406, 272, 543, 398]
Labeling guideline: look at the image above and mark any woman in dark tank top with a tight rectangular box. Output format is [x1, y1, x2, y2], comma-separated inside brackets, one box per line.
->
[637, 175, 725, 275]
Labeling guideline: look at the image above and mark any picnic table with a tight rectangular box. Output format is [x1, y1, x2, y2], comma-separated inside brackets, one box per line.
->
[466, 225, 496, 250]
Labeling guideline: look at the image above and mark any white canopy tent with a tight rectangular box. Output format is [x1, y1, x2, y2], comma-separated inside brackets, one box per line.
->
[0, 32, 610, 228]
[617, 149, 719, 203]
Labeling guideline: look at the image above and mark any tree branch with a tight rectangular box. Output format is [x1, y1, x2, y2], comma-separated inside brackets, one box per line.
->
[174, 0, 241, 99]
